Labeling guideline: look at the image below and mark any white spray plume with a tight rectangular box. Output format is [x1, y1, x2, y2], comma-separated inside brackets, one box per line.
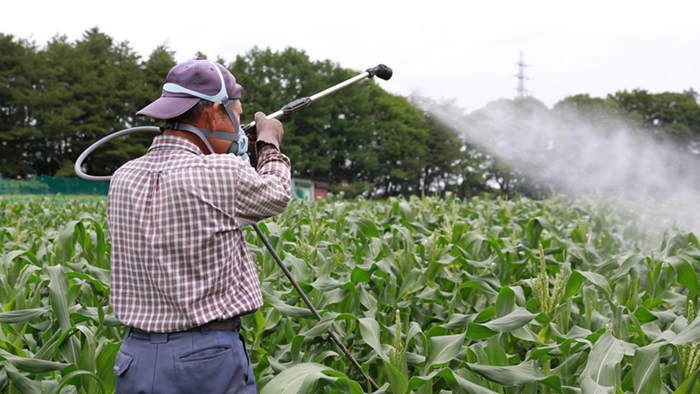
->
[420, 96, 700, 236]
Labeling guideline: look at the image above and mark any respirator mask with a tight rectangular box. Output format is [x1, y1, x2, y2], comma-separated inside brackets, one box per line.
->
[159, 60, 249, 160]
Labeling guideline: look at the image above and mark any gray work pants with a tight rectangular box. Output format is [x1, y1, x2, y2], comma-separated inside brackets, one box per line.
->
[113, 325, 257, 394]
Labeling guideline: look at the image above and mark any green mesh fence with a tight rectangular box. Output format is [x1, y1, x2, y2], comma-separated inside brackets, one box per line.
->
[0, 176, 109, 196]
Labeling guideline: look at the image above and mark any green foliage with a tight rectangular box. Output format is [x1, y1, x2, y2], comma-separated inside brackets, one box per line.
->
[231, 47, 481, 198]
[0, 176, 110, 196]
[0, 33, 41, 179]
[4, 29, 700, 200]
[2, 33, 485, 198]
[231, 46, 377, 184]
[463, 97, 558, 198]
[459, 92, 700, 199]
[608, 89, 700, 142]
[0, 197, 117, 393]
[245, 194, 700, 393]
[0, 178, 50, 194]
[0, 30, 173, 179]
[3, 194, 700, 393]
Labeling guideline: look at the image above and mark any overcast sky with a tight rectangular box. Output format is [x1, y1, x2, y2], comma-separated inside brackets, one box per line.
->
[3, 0, 698, 113]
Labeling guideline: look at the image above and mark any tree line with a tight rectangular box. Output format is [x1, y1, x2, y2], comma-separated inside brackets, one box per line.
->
[2, 28, 699, 199]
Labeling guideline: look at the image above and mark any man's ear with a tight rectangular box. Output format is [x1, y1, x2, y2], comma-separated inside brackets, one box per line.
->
[202, 102, 221, 131]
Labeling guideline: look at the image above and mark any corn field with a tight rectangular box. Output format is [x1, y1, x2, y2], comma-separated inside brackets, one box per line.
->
[1, 194, 700, 394]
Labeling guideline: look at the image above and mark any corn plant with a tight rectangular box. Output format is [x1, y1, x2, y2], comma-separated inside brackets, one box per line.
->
[2, 194, 700, 393]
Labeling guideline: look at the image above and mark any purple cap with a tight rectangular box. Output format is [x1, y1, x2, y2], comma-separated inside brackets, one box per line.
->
[136, 59, 243, 120]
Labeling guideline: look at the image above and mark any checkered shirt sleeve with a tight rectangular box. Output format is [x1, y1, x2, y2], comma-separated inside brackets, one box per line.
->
[107, 135, 291, 332]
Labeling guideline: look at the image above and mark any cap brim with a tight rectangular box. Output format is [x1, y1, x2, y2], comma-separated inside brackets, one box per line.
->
[136, 96, 200, 120]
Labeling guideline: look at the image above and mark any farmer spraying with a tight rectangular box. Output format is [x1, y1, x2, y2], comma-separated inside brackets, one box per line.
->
[106, 59, 291, 393]
[74, 60, 390, 391]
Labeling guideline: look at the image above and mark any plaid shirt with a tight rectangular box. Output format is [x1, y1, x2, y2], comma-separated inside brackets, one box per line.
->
[107, 135, 291, 332]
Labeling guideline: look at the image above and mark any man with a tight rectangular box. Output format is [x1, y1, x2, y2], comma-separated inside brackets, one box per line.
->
[108, 58, 291, 394]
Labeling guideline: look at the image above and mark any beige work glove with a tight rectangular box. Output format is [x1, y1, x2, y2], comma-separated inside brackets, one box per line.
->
[253, 112, 284, 152]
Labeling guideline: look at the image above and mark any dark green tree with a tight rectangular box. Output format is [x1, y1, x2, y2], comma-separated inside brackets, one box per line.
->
[369, 87, 430, 196]
[683, 88, 698, 102]
[608, 89, 700, 144]
[2, 28, 168, 179]
[138, 45, 177, 120]
[412, 99, 486, 197]
[1, 36, 491, 197]
[121, 45, 178, 170]
[553, 93, 631, 136]
[231, 47, 378, 189]
[0, 34, 41, 178]
[66, 28, 147, 177]
[450, 144, 490, 199]
[463, 97, 556, 198]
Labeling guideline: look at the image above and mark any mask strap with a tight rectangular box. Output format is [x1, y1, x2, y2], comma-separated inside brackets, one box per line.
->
[220, 100, 248, 158]
[161, 121, 247, 158]
[222, 100, 241, 131]
[161, 121, 242, 142]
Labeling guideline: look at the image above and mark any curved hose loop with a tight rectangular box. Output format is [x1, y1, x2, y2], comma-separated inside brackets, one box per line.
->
[74, 126, 161, 182]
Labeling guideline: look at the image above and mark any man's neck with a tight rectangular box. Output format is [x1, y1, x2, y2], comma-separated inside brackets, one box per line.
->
[163, 129, 211, 154]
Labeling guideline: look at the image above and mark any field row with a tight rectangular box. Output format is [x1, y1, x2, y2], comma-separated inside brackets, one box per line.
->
[0, 195, 698, 393]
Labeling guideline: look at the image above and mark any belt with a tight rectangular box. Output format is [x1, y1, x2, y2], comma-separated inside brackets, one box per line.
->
[131, 316, 240, 334]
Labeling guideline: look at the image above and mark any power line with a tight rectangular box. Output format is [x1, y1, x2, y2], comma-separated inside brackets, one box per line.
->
[515, 51, 531, 98]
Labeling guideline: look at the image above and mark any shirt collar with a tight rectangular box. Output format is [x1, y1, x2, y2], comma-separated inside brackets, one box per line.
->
[148, 135, 204, 155]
